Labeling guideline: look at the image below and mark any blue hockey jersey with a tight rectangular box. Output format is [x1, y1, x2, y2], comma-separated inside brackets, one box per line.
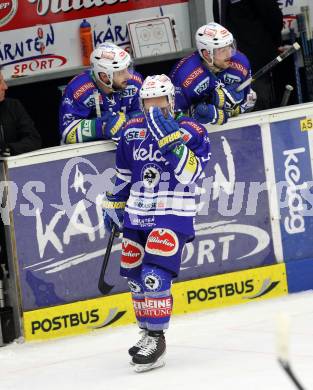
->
[170, 51, 252, 114]
[59, 70, 143, 144]
[113, 114, 211, 236]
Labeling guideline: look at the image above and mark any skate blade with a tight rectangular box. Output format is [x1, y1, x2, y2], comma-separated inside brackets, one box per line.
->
[134, 355, 165, 373]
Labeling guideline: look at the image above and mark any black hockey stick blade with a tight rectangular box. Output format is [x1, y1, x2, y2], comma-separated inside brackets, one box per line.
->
[237, 43, 301, 92]
[98, 225, 117, 295]
[278, 359, 306, 390]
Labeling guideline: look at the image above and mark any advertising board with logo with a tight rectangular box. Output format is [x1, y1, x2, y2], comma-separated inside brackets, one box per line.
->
[7, 124, 276, 312]
[179, 125, 276, 281]
[0, 0, 190, 79]
[23, 262, 288, 341]
[270, 117, 313, 262]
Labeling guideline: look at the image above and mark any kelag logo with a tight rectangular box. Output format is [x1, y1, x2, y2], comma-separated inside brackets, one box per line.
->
[0, 0, 17, 27]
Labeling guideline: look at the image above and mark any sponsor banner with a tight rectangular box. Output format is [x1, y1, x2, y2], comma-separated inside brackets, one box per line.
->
[8, 151, 131, 311]
[173, 263, 288, 313]
[7, 125, 276, 311]
[0, 0, 187, 32]
[1, 3, 190, 78]
[270, 118, 313, 261]
[24, 263, 287, 341]
[278, 0, 313, 34]
[23, 290, 133, 341]
[179, 125, 276, 280]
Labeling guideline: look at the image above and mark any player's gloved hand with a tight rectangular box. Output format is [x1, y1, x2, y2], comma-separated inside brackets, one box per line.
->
[102, 192, 126, 234]
[102, 111, 128, 141]
[222, 83, 245, 110]
[240, 88, 257, 113]
[145, 106, 182, 154]
[193, 103, 228, 125]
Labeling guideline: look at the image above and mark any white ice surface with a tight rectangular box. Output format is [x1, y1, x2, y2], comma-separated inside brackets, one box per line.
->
[1, 291, 313, 390]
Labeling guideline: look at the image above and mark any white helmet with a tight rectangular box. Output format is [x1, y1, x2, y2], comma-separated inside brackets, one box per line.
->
[196, 22, 235, 62]
[140, 74, 175, 114]
[90, 42, 131, 88]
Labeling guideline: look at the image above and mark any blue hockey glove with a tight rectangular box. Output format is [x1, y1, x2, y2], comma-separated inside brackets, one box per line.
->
[102, 112, 128, 141]
[221, 83, 245, 110]
[211, 83, 245, 111]
[102, 192, 126, 233]
[146, 106, 182, 154]
[193, 103, 228, 125]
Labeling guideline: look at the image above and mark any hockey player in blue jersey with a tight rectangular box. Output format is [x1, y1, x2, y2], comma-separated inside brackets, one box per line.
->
[102, 74, 211, 372]
[59, 42, 143, 144]
[170, 22, 256, 124]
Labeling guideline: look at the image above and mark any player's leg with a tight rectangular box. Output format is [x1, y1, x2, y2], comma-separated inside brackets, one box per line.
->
[120, 228, 148, 357]
[132, 228, 189, 372]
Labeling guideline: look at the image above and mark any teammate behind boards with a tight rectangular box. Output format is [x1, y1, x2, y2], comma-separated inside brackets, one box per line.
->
[170, 22, 256, 123]
[59, 42, 143, 144]
[102, 74, 211, 373]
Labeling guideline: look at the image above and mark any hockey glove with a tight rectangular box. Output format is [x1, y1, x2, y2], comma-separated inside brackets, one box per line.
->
[102, 192, 126, 233]
[102, 111, 128, 141]
[240, 88, 257, 113]
[146, 107, 182, 154]
[193, 103, 228, 125]
[221, 83, 245, 111]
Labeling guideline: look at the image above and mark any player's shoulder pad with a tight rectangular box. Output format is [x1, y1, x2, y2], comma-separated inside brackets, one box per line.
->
[69, 71, 97, 100]
[129, 71, 144, 88]
[177, 116, 206, 142]
[170, 52, 201, 81]
[228, 52, 250, 79]
[124, 114, 146, 130]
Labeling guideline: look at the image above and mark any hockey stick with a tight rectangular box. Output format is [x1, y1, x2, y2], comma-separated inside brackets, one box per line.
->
[98, 225, 118, 295]
[237, 43, 301, 92]
[289, 28, 303, 104]
[280, 84, 294, 107]
[298, 7, 313, 101]
[276, 313, 306, 390]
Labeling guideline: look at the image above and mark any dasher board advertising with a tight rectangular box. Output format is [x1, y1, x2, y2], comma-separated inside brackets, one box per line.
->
[7, 124, 275, 311]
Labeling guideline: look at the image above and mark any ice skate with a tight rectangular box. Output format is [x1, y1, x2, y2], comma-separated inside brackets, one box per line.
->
[132, 331, 166, 373]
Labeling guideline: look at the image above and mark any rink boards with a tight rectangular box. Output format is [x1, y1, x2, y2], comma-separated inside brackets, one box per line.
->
[23, 263, 288, 341]
[2, 102, 313, 342]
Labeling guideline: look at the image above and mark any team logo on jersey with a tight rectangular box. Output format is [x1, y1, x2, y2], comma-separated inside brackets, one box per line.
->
[124, 128, 146, 143]
[0, 0, 17, 27]
[121, 239, 144, 269]
[133, 144, 167, 164]
[146, 229, 179, 257]
[179, 128, 192, 143]
[223, 73, 241, 85]
[121, 85, 138, 98]
[141, 163, 162, 189]
[144, 272, 162, 291]
[194, 77, 210, 95]
[83, 93, 103, 108]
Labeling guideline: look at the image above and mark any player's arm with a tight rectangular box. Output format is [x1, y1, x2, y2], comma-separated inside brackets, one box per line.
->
[102, 130, 132, 232]
[60, 89, 127, 144]
[145, 107, 210, 185]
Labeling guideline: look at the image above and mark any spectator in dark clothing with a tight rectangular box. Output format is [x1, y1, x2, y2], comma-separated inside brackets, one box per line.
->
[0, 69, 41, 156]
[0, 68, 41, 279]
[213, 0, 283, 110]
